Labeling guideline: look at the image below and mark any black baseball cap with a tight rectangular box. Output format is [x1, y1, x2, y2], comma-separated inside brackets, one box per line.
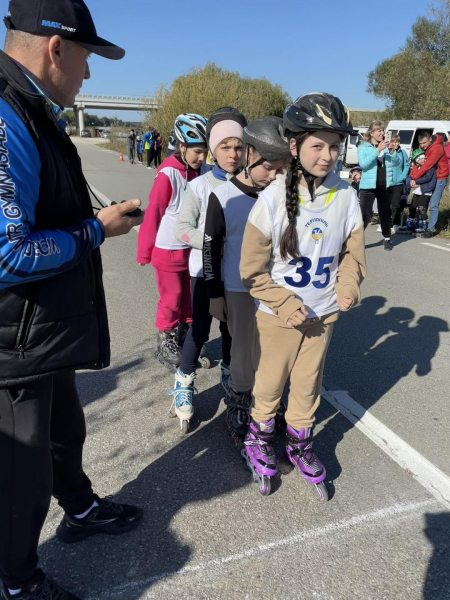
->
[4, 0, 125, 60]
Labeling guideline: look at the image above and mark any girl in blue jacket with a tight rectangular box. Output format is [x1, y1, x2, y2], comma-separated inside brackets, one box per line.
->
[388, 134, 409, 231]
[357, 121, 401, 251]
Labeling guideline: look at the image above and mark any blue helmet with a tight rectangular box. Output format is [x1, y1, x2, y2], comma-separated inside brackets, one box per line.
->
[174, 113, 208, 146]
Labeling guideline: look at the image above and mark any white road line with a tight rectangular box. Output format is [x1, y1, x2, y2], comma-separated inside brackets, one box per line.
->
[92, 499, 434, 599]
[322, 387, 450, 509]
[88, 183, 141, 232]
[421, 242, 450, 253]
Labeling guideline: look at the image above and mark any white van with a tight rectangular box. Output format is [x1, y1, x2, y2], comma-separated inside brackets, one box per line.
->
[344, 127, 367, 166]
[385, 120, 449, 159]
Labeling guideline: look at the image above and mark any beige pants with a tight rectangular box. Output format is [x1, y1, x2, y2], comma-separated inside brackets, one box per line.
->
[225, 290, 256, 392]
[251, 314, 334, 430]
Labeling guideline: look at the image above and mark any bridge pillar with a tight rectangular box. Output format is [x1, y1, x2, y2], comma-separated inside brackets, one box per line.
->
[75, 106, 85, 133]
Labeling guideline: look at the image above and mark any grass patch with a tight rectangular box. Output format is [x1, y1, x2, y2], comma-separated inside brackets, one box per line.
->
[437, 186, 450, 238]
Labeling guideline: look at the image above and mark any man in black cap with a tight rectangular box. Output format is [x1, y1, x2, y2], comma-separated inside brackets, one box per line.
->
[0, 2, 144, 599]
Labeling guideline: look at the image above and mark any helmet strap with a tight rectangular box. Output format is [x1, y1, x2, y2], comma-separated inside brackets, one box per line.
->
[181, 149, 189, 189]
[245, 147, 266, 187]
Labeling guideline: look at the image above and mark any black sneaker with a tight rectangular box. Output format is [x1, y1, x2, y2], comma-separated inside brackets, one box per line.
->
[1, 570, 81, 600]
[383, 239, 393, 251]
[56, 495, 143, 544]
[423, 228, 439, 238]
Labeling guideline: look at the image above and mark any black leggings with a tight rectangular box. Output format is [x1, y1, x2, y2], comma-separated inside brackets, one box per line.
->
[409, 194, 430, 220]
[0, 372, 94, 588]
[388, 184, 404, 226]
[181, 276, 232, 374]
[360, 186, 392, 238]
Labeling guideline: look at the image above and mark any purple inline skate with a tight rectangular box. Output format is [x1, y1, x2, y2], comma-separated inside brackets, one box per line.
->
[285, 425, 328, 501]
[241, 419, 278, 496]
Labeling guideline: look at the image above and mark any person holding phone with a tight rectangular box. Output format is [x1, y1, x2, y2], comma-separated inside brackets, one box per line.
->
[357, 121, 401, 251]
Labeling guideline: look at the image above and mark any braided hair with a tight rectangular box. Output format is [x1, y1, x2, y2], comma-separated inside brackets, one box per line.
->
[280, 132, 309, 262]
[280, 154, 299, 261]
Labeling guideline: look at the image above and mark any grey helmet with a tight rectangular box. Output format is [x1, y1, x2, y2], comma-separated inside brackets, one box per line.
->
[243, 116, 290, 162]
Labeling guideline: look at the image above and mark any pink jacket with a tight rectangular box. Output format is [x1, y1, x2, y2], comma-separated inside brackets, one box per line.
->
[137, 155, 200, 272]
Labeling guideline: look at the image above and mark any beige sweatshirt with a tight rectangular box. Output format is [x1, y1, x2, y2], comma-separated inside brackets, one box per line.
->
[240, 171, 366, 328]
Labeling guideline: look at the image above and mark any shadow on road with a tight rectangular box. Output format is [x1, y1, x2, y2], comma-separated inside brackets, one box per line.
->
[77, 358, 144, 408]
[315, 295, 449, 482]
[423, 512, 450, 599]
[38, 411, 252, 599]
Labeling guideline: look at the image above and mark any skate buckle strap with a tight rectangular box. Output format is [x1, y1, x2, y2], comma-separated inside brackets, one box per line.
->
[287, 434, 313, 459]
[162, 338, 179, 354]
[245, 437, 275, 456]
[224, 394, 252, 411]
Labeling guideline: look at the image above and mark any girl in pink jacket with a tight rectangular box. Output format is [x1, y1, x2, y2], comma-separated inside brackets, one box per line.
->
[137, 114, 208, 369]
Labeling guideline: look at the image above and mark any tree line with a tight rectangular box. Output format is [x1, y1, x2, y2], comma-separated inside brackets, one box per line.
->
[368, 0, 450, 120]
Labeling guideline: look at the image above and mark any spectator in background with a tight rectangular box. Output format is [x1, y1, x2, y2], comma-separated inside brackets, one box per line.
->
[143, 127, 155, 169]
[154, 131, 163, 167]
[414, 131, 449, 237]
[358, 121, 401, 251]
[127, 128, 136, 164]
[334, 140, 346, 174]
[400, 149, 437, 234]
[350, 166, 362, 196]
[388, 134, 409, 232]
[136, 135, 144, 165]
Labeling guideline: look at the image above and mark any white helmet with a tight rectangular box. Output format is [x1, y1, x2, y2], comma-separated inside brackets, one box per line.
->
[174, 113, 207, 146]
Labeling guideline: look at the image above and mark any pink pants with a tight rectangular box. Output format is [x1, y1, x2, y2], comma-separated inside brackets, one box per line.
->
[154, 268, 192, 331]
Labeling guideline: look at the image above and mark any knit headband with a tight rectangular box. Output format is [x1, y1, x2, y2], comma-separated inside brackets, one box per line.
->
[209, 120, 244, 155]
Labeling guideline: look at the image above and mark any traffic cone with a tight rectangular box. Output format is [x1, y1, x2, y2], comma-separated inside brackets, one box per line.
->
[119, 152, 124, 162]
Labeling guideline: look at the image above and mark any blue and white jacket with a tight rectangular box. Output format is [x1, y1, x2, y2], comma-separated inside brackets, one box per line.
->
[0, 51, 109, 383]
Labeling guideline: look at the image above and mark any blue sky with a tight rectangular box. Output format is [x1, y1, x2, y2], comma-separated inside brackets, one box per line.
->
[0, 0, 429, 122]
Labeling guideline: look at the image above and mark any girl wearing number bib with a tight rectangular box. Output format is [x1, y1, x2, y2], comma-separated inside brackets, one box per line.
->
[240, 93, 366, 499]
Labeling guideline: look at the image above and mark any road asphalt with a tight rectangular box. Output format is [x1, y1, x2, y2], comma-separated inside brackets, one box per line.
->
[37, 138, 450, 600]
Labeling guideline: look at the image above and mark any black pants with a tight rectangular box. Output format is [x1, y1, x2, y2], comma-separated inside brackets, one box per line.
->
[181, 276, 232, 374]
[0, 371, 94, 589]
[410, 194, 430, 220]
[137, 152, 143, 163]
[360, 186, 392, 238]
[146, 148, 154, 167]
[154, 148, 162, 167]
[388, 184, 404, 226]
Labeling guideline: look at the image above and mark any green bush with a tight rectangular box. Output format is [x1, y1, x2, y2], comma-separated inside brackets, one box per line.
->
[143, 63, 291, 144]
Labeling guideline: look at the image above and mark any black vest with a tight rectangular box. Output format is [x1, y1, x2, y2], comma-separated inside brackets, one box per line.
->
[0, 52, 110, 387]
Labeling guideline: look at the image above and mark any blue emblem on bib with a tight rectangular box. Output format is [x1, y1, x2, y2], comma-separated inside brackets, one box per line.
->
[312, 227, 323, 244]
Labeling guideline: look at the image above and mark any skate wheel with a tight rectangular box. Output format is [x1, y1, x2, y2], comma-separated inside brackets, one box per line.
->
[181, 420, 189, 434]
[258, 476, 271, 497]
[199, 357, 210, 369]
[314, 482, 329, 502]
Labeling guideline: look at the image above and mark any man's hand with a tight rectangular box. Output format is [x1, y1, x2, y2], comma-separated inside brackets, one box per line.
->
[97, 199, 144, 238]
[287, 305, 309, 328]
[337, 296, 353, 312]
[209, 297, 227, 322]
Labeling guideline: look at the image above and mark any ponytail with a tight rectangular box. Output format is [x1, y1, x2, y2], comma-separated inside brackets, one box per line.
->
[280, 155, 300, 262]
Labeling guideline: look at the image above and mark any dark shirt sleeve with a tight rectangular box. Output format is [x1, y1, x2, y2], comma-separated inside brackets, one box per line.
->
[415, 166, 436, 185]
[203, 193, 226, 298]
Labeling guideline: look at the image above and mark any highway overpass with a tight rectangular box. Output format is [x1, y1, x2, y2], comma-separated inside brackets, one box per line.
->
[73, 94, 158, 130]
